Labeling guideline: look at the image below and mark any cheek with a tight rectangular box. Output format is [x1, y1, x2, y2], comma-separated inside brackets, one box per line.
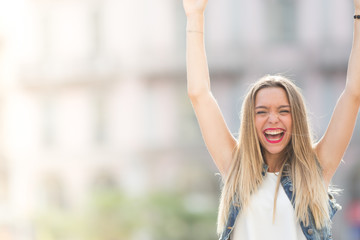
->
[254, 117, 265, 137]
[254, 118, 261, 132]
[287, 117, 292, 129]
[282, 116, 292, 134]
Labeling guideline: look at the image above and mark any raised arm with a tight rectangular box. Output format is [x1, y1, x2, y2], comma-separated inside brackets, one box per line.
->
[183, 0, 237, 177]
[315, 2, 360, 186]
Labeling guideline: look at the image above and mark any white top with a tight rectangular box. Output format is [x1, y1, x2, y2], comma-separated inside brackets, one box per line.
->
[231, 172, 306, 240]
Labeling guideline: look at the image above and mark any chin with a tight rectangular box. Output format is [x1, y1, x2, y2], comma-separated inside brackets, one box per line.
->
[262, 145, 288, 156]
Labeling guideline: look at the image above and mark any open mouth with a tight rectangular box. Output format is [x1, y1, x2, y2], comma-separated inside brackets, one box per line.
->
[263, 128, 285, 143]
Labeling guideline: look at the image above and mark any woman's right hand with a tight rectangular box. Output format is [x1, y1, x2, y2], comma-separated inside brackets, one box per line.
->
[183, 0, 208, 17]
[355, 0, 360, 14]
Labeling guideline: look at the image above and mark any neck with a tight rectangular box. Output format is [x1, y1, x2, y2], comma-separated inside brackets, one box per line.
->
[264, 152, 285, 172]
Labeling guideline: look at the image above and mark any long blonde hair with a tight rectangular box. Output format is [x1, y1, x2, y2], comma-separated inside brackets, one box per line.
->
[217, 75, 330, 235]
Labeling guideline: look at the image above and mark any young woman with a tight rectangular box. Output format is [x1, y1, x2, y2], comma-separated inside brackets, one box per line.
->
[183, 0, 360, 239]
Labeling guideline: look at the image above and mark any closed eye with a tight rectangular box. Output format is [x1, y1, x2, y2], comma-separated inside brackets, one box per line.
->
[256, 111, 267, 115]
[279, 110, 290, 115]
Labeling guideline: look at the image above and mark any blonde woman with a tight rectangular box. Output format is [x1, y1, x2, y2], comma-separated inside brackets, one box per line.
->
[183, 0, 360, 239]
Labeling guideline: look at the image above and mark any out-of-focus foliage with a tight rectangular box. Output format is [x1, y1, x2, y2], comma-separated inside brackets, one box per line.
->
[34, 190, 218, 240]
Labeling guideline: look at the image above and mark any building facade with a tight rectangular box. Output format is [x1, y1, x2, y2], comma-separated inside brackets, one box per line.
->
[0, 0, 358, 239]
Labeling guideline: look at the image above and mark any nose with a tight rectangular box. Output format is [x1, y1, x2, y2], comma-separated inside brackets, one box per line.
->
[268, 112, 279, 124]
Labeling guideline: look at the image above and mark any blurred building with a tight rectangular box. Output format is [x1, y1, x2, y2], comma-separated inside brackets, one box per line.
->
[0, 0, 358, 239]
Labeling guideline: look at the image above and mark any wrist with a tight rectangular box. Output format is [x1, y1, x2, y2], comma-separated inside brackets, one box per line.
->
[186, 13, 204, 32]
[186, 12, 204, 23]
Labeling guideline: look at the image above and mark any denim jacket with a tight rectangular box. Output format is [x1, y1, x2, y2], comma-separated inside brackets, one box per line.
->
[219, 164, 342, 240]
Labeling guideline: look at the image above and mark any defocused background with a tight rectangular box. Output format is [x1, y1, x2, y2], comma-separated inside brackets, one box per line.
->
[0, 0, 359, 239]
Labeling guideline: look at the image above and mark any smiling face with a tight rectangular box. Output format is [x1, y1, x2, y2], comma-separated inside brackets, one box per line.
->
[254, 87, 292, 162]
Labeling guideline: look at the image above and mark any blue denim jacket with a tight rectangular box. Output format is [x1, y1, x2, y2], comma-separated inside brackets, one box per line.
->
[219, 164, 342, 240]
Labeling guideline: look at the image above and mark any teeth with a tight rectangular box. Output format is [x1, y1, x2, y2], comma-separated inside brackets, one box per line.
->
[264, 129, 284, 135]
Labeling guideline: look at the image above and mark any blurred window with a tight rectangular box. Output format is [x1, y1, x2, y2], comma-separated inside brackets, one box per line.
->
[42, 95, 55, 147]
[41, 175, 66, 209]
[0, 161, 8, 203]
[266, 0, 297, 44]
[93, 90, 106, 144]
[91, 172, 117, 193]
[90, 4, 102, 59]
[41, 12, 51, 61]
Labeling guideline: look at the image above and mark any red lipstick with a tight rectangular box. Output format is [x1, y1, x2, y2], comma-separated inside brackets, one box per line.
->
[263, 128, 286, 144]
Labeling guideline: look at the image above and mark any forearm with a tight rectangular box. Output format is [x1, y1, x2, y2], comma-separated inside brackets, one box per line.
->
[186, 14, 211, 97]
[345, 10, 360, 100]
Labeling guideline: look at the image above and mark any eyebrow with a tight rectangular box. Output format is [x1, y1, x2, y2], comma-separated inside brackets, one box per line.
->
[255, 105, 291, 109]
